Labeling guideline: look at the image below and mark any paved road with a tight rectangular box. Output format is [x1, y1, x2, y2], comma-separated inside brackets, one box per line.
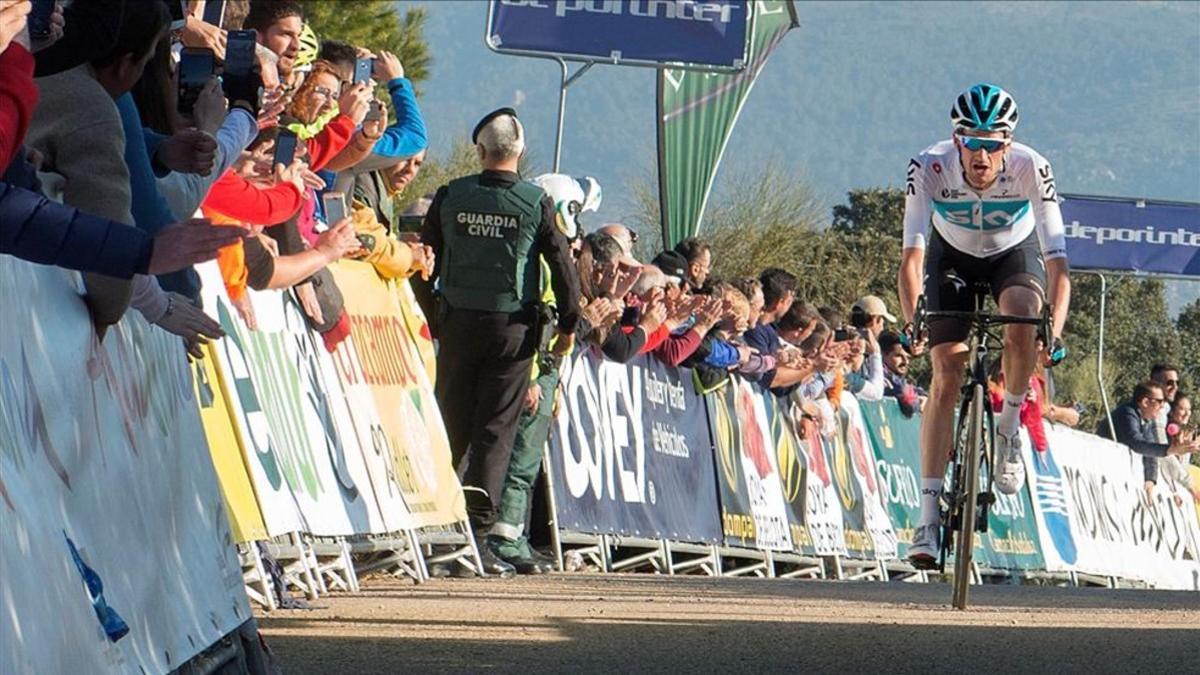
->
[257, 574, 1199, 674]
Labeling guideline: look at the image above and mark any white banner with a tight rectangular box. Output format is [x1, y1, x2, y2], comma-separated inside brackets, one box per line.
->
[199, 263, 387, 537]
[0, 259, 248, 673]
[796, 409, 848, 556]
[734, 379, 794, 552]
[1028, 425, 1200, 589]
[838, 393, 899, 560]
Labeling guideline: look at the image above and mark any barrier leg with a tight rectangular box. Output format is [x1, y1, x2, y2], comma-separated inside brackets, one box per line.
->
[291, 532, 320, 600]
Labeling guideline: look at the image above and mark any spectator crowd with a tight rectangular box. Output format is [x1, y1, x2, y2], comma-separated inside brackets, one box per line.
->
[1, 0, 1195, 587]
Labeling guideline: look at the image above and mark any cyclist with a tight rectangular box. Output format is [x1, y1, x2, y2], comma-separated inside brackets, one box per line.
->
[897, 83, 1071, 568]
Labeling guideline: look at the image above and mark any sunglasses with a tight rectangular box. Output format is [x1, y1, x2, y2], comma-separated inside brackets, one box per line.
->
[956, 134, 1010, 153]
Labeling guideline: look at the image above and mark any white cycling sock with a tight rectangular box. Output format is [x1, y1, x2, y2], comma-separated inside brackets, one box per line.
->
[997, 390, 1025, 438]
[920, 478, 942, 527]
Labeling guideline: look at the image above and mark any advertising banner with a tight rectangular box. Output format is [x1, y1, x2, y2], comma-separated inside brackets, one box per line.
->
[549, 351, 722, 542]
[707, 377, 793, 551]
[201, 264, 381, 537]
[1028, 425, 1200, 589]
[1060, 195, 1200, 277]
[1, 260, 248, 673]
[487, 0, 750, 69]
[973, 428, 1045, 572]
[193, 346, 268, 543]
[832, 394, 897, 559]
[859, 399, 921, 559]
[329, 261, 468, 528]
[761, 395, 811, 553]
[657, 0, 797, 246]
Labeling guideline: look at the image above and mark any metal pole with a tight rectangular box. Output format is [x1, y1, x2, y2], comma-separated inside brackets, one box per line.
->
[551, 59, 594, 173]
[1097, 273, 1116, 440]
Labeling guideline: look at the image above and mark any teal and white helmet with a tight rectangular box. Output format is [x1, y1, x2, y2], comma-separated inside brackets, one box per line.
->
[531, 174, 602, 242]
[950, 83, 1019, 134]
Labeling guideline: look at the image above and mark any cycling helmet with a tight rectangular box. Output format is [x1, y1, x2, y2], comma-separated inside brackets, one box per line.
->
[531, 174, 602, 242]
[950, 83, 1019, 134]
[294, 23, 320, 73]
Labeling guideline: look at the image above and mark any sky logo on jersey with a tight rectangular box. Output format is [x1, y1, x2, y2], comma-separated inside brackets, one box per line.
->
[933, 199, 1031, 231]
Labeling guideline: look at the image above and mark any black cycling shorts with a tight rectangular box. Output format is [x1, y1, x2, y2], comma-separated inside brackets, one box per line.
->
[923, 229, 1047, 347]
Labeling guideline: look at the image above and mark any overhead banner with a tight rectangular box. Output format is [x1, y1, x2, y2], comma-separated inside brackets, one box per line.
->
[549, 351, 722, 543]
[1060, 195, 1200, 277]
[657, 0, 798, 247]
[707, 378, 793, 551]
[1, 259, 248, 673]
[487, 0, 751, 69]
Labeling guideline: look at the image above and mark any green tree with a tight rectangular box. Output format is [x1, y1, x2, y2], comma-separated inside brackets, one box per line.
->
[830, 187, 905, 238]
[298, 0, 431, 87]
[1174, 298, 1200, 391]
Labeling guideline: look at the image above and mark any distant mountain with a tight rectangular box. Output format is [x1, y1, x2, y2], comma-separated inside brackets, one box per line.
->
[393, 0, 1199, 313]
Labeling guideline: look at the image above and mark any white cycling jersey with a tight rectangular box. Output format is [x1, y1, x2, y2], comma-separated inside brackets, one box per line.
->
[902, 139, 1067, 260]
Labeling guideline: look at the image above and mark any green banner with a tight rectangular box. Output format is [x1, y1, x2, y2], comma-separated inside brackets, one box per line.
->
[859, 400, 922, 559]
[657, 1, 799, 248]
[860, 399, 1045, 569]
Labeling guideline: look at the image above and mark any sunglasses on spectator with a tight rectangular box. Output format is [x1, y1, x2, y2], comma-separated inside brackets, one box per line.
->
[956, 134, 1009, 153]
[1147, 397, 1166, 404]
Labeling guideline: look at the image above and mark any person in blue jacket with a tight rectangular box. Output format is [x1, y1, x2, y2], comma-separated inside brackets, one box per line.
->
[1, 180, 245, 278]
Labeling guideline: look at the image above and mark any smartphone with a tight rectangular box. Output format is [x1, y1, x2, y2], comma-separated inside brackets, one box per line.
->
[28, 0, 56, 39]
[353, 57, 375, 87]
[201, 0, 226, 27]
[177, 48, 215, 116]
[224, 29, 257, 77]
[322, 192, 348, 227]
[273, 129, 299, 169]
[222, 29, 258, 99]
[364, 100, 383, 123]
[833, 327, 854, 342]
[168, 0, 187, 31]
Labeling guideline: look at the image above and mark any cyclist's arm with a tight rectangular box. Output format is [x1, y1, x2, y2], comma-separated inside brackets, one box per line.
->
[899, 157, 930, 322]
[1028, 153, 1071, 337]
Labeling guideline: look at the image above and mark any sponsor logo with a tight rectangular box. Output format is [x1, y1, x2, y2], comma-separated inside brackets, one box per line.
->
[941, 188, 968, 199]
[1038, 164, 1058, 202]
[905, 159, 920, 196]
[499, 0, 741, 24]
[933, 199, 1030, 231]
[1032, 448, 1078, 564]
[772, 409, 806, 505]
[1063, 220, 1200, 247]
[559, 359, 649, 504]
[932, 162, 942, 174]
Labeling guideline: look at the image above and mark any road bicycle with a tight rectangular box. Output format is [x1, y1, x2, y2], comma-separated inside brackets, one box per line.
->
[914, 288, 1052, 610]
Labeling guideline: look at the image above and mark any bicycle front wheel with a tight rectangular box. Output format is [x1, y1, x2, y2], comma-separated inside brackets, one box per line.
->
[952, 382, 985, 610]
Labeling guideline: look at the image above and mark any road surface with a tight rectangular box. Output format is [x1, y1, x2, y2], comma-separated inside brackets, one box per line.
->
[257, 573, 1198, 673]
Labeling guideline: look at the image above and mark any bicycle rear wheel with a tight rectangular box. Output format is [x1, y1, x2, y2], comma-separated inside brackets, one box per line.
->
[952, 382, 985, 610]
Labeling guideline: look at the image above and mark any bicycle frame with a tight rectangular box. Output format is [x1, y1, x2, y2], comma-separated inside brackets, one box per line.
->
[916, 294, 1048, 610]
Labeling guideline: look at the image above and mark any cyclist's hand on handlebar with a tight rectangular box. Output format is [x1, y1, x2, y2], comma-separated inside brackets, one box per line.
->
[900, 322, 928, 356]
[1045, 336, 1067, 368]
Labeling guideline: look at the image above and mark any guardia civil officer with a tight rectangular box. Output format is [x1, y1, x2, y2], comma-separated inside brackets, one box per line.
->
[420, 108, 580, 577]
